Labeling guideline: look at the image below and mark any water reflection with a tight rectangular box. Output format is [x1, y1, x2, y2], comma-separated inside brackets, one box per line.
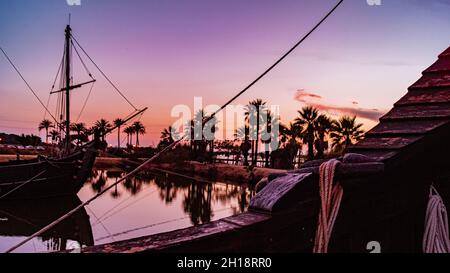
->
[88, 169, 254, 227]
[0, 168, 253, 252]
[0, 196, 93, 252]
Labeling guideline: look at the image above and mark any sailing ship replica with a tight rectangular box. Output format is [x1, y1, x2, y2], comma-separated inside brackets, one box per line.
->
[0, 24, 146, 200]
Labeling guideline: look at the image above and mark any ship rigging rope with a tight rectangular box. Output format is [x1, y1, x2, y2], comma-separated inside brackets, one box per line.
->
[313, 159, 344, 253]
[71, 40, 94, 79]
[423, 185, 450, 253]
[75, 81, 96, 122]
[44, 51, 65, 120]
[0, 46, 59, 124]
[71, 34, 138, 111]
[0, 170, 47, 201]
[5, 0, 343, 253]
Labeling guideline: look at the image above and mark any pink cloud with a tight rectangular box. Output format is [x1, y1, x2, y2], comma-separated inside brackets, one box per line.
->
[294, 89, 322, 102]
[293, 89, 384, 121]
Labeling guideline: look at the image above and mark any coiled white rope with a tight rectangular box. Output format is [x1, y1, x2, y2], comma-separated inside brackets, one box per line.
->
[423, 185, 450, 253]
[313, 159, 344, 253]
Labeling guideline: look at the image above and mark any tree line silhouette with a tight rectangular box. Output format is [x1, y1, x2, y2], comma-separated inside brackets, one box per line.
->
[158, 100, 365, 169]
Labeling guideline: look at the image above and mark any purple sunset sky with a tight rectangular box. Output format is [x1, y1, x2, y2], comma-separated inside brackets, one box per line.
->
[1, 0, 449, 145]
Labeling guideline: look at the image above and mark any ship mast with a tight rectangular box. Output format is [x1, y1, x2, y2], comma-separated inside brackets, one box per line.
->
[64, 25, 71, 154]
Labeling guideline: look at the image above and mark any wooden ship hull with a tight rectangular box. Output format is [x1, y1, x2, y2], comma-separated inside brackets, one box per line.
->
[0, 143, 97, 200]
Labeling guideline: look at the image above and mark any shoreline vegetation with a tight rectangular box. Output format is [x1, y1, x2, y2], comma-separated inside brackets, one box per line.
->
[0, 104, 366, 185]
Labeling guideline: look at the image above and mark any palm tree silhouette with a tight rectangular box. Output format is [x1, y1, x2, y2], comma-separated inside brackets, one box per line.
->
[132, 121, 146, 147]
[124, 126, 134, 146]
[49, 129, 60, 144]
[295, 106, 319, 160]
[70, 122, 87, 146]
[113, 118, 125, 149]
[279, 122, 302, 167]
[38, 119, 54, 143]
[330, 116, 365, 154]
[314, 114, 333, 159]
[94, 119, 112, 142]
[245, 99, 267, 165]
[159, 126, 179, 149]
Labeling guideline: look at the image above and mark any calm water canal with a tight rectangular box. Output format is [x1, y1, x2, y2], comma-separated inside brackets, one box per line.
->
[0, 168, 253, 253]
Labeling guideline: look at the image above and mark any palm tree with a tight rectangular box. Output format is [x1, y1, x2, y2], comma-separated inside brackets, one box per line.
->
[70, 122, 87, 146]
[280, 122, 302, 167]
[38, 119, 54, 144]
[295, 106, 319, 160]
[94, 119, 112, 142]
[236, 124, 251, 166]
[132, 121, 146, 147]
[159, 126, 179, 149]
[314, 114, 333, 159]
[261, 110, 278, 168]
[330, 116, 365, 154]
[124, 126, 134, 146]
[49, 130, 60, 144]
[113, 118, 125, 149]
[246, 99, 267, 165]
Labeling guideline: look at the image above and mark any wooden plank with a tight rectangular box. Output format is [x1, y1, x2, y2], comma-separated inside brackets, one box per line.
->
[249, 173, 313, 213]
[422, 57, 450, 74]
[366, 119, 448, 136]
[291, 162, 384, 179]
[410, 73, 450, 89]
[439, 47, 450, 58]
[351, 136, 422, 150]
[381, 103, 450, 120]
[81, 212, 270, 253]
[395, 88, 450, 106]
[345, 150, 398, 162]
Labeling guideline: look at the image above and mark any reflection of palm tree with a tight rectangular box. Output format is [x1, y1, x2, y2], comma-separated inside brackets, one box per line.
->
[123, 177, 143, 195]
[91, 170, 107, 193]
[111, 183, 122, 199]
[330, 116, 365, 154]
[295, 106, 319, 160]
[38, 119, 54, 143]
[183, 183, 213, 225]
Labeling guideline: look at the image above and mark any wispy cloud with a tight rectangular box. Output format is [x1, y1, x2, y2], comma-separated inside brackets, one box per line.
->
[293, 89, 385, 121]
[294, 89, 322, 102]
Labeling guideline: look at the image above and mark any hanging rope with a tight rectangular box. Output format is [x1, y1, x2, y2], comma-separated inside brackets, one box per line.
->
[0, 46, 59, 124]
[75, 81, 95, 122]
[423, 185, 450, 253]
[313, 159, 344, 253]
